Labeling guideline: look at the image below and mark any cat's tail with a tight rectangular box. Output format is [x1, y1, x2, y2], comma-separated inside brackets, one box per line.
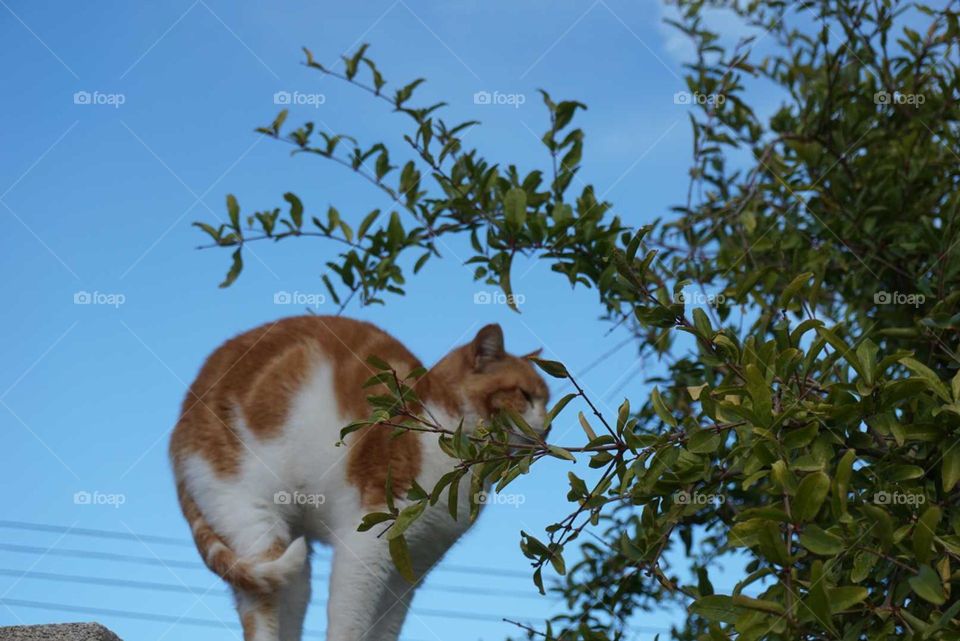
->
[177, 482, 307, 594]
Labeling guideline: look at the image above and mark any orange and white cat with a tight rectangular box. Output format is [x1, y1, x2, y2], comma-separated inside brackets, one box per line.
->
[169, 316, 549, 641]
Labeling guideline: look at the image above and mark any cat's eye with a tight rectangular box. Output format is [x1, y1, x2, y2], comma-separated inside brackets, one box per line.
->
[521, 390, 534, 403]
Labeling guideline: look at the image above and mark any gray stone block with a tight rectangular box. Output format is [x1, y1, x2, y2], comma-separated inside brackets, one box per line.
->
[0, 623, 122, 641]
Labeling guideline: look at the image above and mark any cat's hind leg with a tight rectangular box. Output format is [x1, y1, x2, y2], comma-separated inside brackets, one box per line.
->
[277, 551, 312, 641]
[187, 493, 305, 641]
[236, 588, 279, 641]
[231, 533, 309, 641]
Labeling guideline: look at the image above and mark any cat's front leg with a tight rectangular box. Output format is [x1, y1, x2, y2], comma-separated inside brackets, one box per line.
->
[325, 529, 417, 641]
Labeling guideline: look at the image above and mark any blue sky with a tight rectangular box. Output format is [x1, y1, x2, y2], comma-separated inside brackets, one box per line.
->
[0, 1, 772, 639]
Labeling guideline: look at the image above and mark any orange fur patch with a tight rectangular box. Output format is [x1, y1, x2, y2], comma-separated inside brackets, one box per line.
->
[170, 316, 431, 478]
[171, 316, 450, 511]
[170, 316, 548, 518]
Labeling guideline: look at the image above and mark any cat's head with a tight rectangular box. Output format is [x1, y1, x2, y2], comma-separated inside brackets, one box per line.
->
[428, 324, 551, 437]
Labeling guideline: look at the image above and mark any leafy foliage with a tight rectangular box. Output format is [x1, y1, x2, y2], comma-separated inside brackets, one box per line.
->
[196, 0, 960, 638]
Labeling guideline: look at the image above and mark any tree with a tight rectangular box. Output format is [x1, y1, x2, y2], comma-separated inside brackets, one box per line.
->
[195, 1, 960, 638]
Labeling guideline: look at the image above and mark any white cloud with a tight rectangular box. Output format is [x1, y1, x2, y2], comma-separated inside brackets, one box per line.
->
[656, 2, 764, 65]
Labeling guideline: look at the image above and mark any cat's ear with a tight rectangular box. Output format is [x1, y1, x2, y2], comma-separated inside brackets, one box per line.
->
[521, 348, 543, 360]
[472, 324, 505, 370]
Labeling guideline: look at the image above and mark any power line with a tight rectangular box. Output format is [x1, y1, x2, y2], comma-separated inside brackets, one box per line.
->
[0, 520, 531, 579]
[0, 596, 673, 639]
[0, 521, 190, 548]
[0, 545, 543, 600]
[0, 597, 330, 640]
[0, 568, 539, 624]
[0, 520, 678, 635]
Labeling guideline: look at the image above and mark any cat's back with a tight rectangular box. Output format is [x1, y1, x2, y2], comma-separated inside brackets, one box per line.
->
[170, 315, 422, 477]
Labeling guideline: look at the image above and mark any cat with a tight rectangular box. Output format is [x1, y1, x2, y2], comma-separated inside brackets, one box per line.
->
[169, 316, 549, 641]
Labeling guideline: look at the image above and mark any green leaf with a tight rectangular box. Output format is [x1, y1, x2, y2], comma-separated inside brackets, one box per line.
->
[283, 192, 303, 229]
[387, 501, 426, 540]
[503, 187, 527, 228]
[692, 307, 712, 337]
[912, 506, 941, 564]
[356, 209, 380, 239]
[690, 595, 740, 623]
[271, 109, 288, 133]
[804, 560, 834, 632]
[744, 364, 772, 423]
[218, 249, 243, 288]
[943, 442, 960, 492]
[578, 412, 597, 440]
[757, 520, 789, 565]
[505, 407, 540, 442]
[800, 525, 844, 555]
[792, 471, 830, 522]
[544, 393, 576, 431]
[388, 534, 416, 583]
[850, 550, 878, 583]
[827, 586, 868, 613]
[547, 445, 576, 462]
[861, 504, 894, 551]
[900, 356, 951, 402]
[226, 194, 240, 230]
[777, 271, 813, 308]
[909, 564, 946, 605]
[834, 449, 855, 513]
[356, 511, 392, 532]
[530, 358, 568, 378]
[857, 338, 880, 385]
[687, 429, 721, 453]
[651, 387, 678, 427]
[366, 355, 392, 370]
[732, 594, 785, 615]
[815, 327, 866, 379]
